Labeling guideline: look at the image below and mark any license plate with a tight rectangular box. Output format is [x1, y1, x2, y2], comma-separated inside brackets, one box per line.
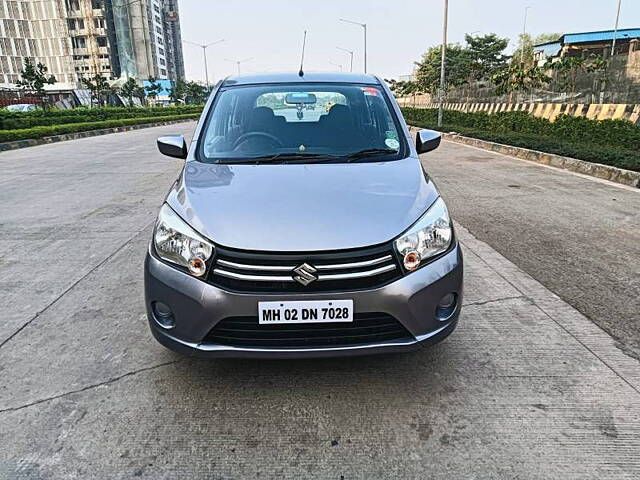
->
[258, 300, 353, 325]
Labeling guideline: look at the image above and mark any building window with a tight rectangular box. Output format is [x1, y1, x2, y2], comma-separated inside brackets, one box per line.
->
[160, 69, 167, 76]
[95, 18, 105, 28]
[72, 37, 86, 49]
[76, 19, 84, 29]
[159, 58, 165, 66]
[68, 19, 75, 30]
[91, 0, 104, 9]
[97, 37, 107, 47]
[156, 26, 162, 34]
[157, 36, 163, 45]
[158, 48, 164, 56]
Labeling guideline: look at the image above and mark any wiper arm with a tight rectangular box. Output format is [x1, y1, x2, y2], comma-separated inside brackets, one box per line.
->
[249, 152, 339, 164]
[342, 148, 398, 162]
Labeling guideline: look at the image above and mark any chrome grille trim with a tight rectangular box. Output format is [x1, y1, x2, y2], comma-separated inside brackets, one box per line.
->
[213, 263, 397, 282]
[213, 269, 295, 282]
[316, 264, 396, 281]
[217, 259, 296, 272]
[314, 255, 393, 270]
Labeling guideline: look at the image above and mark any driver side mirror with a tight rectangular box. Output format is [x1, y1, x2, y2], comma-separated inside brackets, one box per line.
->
[416, 129, 442, 154]
[157, 135, 188, 159]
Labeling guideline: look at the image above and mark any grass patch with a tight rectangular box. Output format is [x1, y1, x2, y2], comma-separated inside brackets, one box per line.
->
[401, 107, 640, 172]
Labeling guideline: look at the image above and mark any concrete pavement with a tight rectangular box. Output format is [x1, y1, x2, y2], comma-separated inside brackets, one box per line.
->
[424, 140, 640, 359]
[0, 124, 639, 478]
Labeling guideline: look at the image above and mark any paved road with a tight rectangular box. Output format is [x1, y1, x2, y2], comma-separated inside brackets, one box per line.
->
[1, 124, 639, 479]
[425, 140, 640, 359]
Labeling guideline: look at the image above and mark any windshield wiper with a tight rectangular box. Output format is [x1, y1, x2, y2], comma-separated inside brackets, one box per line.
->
[247, 152, 340, 164]
[342, 148, 398, 162]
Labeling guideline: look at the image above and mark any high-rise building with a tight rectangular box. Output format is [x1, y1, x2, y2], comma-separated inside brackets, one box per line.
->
[0, 0, 184, 89]
[0, 0, 76, 88]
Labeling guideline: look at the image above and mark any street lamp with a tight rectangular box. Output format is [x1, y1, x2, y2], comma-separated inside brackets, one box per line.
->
[225, 57, 254, 75]
[336, 46, 354, 72]
[339, 18, 367, 73]
[521, 6, 531, 64]
[437, 0, 448, 127]
[329, 61, 343, 71]
[611, 0, 622, 56]
[183, 39, 224, 88]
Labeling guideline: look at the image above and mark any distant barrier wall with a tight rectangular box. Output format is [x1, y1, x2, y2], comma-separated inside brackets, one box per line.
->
[404, 102, 640, 125]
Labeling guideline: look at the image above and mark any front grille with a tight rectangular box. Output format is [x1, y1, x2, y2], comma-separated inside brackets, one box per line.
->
[203, 313, 413, 348]
[207, 243, 402, 293]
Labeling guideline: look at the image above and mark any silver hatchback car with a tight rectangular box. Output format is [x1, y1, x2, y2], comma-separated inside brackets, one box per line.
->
[145, 72, 463, 358]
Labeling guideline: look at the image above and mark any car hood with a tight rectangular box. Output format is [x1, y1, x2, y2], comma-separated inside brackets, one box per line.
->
[166, 157, 439, 252]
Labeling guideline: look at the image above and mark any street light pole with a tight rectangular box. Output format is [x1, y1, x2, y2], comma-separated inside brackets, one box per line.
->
[183, 39, 224, 88]
[336, 47, 354, 72]
[521, 6, 531, 64]
[437, 0, 448, 128]
[225, 57, 254, 75]
[611, 0, 622, 56]
[329, 61, 343, 71]
[339, 19, 367, 72]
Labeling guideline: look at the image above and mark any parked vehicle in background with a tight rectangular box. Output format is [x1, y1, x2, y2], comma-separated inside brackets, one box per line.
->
[145, 72, 463, 359]
[4, 104, 40, 112]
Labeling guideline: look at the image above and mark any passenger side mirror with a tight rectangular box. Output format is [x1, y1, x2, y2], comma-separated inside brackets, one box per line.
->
[157, 135, 188, 159]
[416, 129, 442, 154]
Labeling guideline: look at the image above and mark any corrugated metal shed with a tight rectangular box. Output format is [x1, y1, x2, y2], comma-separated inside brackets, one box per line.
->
[563, 28, 640, 45]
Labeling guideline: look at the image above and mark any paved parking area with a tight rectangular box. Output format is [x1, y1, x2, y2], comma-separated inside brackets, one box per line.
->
[1, 124, 639, 479]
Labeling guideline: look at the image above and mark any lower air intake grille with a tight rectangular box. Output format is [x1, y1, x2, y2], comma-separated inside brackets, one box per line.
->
[203, 313, 413, 348]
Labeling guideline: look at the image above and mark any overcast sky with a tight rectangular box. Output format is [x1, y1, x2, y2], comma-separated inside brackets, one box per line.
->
[178, 0, 639, 82]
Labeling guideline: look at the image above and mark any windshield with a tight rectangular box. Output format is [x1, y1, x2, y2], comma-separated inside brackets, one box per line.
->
[198, 83, 405, 163]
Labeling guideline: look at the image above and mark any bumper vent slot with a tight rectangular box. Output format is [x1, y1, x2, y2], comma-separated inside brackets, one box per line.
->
[203, 313, 413, 348]
[208, 244, 402, 293]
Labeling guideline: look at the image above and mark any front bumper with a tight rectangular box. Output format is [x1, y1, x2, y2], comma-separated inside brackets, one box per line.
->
[144, 243, 463, 359]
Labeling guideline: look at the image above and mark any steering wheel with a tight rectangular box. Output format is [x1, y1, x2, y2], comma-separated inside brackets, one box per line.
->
[233, 132, 283, 151]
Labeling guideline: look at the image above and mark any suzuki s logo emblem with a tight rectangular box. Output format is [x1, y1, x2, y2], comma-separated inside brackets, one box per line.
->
[292, 263, 318, 286]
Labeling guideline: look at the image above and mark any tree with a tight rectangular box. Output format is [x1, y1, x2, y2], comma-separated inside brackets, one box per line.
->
[81, 74, 113, 107]
[184, 81, 208, 104]
[465, 34, 509, 80]
[415, 44, 472, 94]
[168, 79, 187, 104]
[145, 77, 163, 104]
[491, 63, 551, 101]
[545, 54, 608, 94]
[120, 77, 139, 107]
[16, 58, 56, 106]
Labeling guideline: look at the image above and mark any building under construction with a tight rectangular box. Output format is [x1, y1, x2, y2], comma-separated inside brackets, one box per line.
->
[0, 0, 184, 89]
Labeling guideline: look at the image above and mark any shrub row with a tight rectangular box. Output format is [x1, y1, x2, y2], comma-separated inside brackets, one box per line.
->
[0, 105, 204, 130]
[0, 113, 199, 143]
[401, 108, 640, 172]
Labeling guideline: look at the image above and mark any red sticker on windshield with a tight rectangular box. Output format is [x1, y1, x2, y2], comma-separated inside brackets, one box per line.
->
[361, 87, 378, 96]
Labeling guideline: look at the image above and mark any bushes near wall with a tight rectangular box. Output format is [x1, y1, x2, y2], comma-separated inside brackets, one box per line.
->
[401, 107, 640, 172]
[0, 105, 203, 130]
[0, 113, 200, 143]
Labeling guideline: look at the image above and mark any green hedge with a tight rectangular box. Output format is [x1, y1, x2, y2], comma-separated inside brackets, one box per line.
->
[0, 105, 204, 130]
[402, 107, 640, 172]
[0, 113, 199, 143]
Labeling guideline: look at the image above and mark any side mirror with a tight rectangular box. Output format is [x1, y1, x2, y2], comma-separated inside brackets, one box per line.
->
[416, 129, 442, 154]
[157, 135, 188, 159]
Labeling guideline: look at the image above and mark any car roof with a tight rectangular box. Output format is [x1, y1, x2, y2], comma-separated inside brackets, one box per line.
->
[221, 72, 381, 87]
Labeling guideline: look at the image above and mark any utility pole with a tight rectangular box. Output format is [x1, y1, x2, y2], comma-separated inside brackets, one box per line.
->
[183, 39, 224, 88]
[437, 0, 448, 128]
[611, 0, 622, 56]
[225, 57, 254, 76]
[521, 6, 531, 64]
[339, 19, 367, 72]
[337, 47, 354, 72]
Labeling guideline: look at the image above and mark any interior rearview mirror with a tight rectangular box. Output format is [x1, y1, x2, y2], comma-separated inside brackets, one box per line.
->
[285, 92, 317, 105]
[416, 129, 442, 154]
[157, 135, 188, 159]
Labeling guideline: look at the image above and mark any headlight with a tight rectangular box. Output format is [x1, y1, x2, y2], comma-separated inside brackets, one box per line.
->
[394, 197, 452, 272]
[154, 204, 214, 277]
